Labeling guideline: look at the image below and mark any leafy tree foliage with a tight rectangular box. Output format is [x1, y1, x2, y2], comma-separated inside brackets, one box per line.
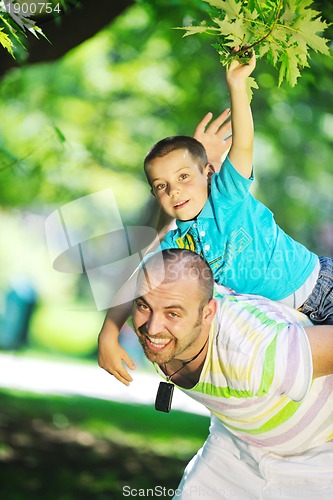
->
[0, 0, 64, 56]
[178, 0, 331, 99]
[0, 0, 133, 75]
[0, 0, 332, 255]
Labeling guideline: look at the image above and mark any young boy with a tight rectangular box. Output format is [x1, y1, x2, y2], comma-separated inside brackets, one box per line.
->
[98, 51, 333, 385]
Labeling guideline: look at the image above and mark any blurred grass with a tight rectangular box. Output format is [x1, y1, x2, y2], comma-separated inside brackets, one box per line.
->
[0, 388, 209, 499]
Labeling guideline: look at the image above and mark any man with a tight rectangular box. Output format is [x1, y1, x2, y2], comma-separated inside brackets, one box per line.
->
[132, 248, 333, 499]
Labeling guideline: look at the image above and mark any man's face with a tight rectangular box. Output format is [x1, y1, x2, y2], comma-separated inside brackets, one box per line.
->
[132, 275, 213, 366]
[146, 148, 210, 221]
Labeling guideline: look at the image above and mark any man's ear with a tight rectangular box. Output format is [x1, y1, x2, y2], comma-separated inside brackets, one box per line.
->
[202, 298, 217, 323]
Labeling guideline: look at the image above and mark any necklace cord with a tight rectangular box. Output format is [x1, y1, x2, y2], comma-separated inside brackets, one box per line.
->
[164, 335, 209, 382]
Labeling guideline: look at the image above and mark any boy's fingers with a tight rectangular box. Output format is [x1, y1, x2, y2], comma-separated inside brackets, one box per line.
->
[194, 112, 213, 136]
[216, 118, 232, 139]
[206, 109, 230, 134]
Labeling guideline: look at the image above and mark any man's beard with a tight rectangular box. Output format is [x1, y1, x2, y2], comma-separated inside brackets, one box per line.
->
[138, 305, 204, 365]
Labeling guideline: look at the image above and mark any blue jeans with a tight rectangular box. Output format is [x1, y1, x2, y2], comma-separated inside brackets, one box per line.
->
[300, 256, 333, 325]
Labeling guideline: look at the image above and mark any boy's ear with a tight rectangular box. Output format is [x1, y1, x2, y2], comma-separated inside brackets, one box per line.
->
[150, 187, 156, 197]
[204, 163, 215, 180]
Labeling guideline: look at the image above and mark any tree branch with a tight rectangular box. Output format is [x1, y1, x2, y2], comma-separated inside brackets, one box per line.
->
[0, 0, 133, 78]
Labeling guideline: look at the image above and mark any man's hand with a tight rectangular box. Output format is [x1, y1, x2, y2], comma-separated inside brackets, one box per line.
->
[194, 109, 232, 172]
[98, 331, 136, 386]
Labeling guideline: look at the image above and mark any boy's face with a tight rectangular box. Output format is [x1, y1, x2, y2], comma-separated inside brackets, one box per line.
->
[146, 148, 211, 221]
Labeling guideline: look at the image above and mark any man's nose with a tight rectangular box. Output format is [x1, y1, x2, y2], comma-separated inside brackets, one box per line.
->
[146, 312, 164, 335]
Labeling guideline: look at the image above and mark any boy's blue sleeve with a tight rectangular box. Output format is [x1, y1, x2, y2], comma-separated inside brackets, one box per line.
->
[214, 155, 254, 201]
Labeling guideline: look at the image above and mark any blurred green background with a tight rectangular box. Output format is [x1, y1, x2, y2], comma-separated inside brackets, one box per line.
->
[0, 0, 332, 498]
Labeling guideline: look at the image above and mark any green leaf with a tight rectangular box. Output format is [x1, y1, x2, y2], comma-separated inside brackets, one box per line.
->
[204, 0, 241, 20]
[292, 14, 330, 56]
[212, 17, 234, 36]
[246, 76, 259, 102]
[53, 126, 67, 144]
[202, 0, 226, 9]
[223, 16, 245, 43]
[258, 42, 270, 58]
[278, 48, 301, 87]
[178, 0, 331, 88]
[0, 27, 14, 57]
[175, 25, 219, 37]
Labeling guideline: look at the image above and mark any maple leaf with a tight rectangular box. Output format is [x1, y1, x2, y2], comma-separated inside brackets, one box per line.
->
[177, 0, 331, 90]
[292, 13, 330, 55]
[212, 17, 232, 35]
[180, 24, 218, 37]
[278, 46, 301, 87]
[204, 0, 241, 19]
[258, 43, 270, 59]
[246, 76, 259, 102]
[0, 26, 14, 57]
[216, 15, 245, 44]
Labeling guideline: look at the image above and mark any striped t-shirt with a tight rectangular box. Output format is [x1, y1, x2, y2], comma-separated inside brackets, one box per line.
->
[155, 292, 333, 456]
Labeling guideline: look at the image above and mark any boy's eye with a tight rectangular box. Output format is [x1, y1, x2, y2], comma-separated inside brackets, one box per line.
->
[179, 173, 189, 180]
[155, 183, 166, 191]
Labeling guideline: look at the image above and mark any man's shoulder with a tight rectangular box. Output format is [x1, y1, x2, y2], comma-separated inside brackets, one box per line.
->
[214, 290, 312, 328]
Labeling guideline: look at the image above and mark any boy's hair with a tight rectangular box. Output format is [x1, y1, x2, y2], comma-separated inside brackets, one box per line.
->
[144, 136, 208, 185]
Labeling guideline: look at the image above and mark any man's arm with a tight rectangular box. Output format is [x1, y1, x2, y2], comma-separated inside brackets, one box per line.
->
[227, 50, 256, 179]
[305, 325, 333, 378]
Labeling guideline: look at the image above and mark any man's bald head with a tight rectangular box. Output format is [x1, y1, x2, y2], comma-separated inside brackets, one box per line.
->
[138, 249, 214, 306]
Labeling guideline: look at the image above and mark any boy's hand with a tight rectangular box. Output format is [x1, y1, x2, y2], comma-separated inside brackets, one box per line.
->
[194, 109, 232, 172]
[226, 48, 256, 85]
[98, 334, 136, 386]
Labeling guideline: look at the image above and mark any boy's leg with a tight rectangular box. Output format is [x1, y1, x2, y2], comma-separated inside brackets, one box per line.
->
[300, 256, 333, 325]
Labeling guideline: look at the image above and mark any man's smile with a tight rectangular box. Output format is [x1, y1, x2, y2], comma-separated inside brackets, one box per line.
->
[146, 336, 173, 352]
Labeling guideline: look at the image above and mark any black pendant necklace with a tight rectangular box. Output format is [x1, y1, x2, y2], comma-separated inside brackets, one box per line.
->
[155, 336, 209, 413]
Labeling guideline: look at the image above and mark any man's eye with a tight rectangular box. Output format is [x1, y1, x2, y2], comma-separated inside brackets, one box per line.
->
[168, 312, 179, 318]
[137, 302, 149, 311]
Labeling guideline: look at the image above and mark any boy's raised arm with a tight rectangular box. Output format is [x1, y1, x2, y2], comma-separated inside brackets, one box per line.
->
[227, 50, 256, 179]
